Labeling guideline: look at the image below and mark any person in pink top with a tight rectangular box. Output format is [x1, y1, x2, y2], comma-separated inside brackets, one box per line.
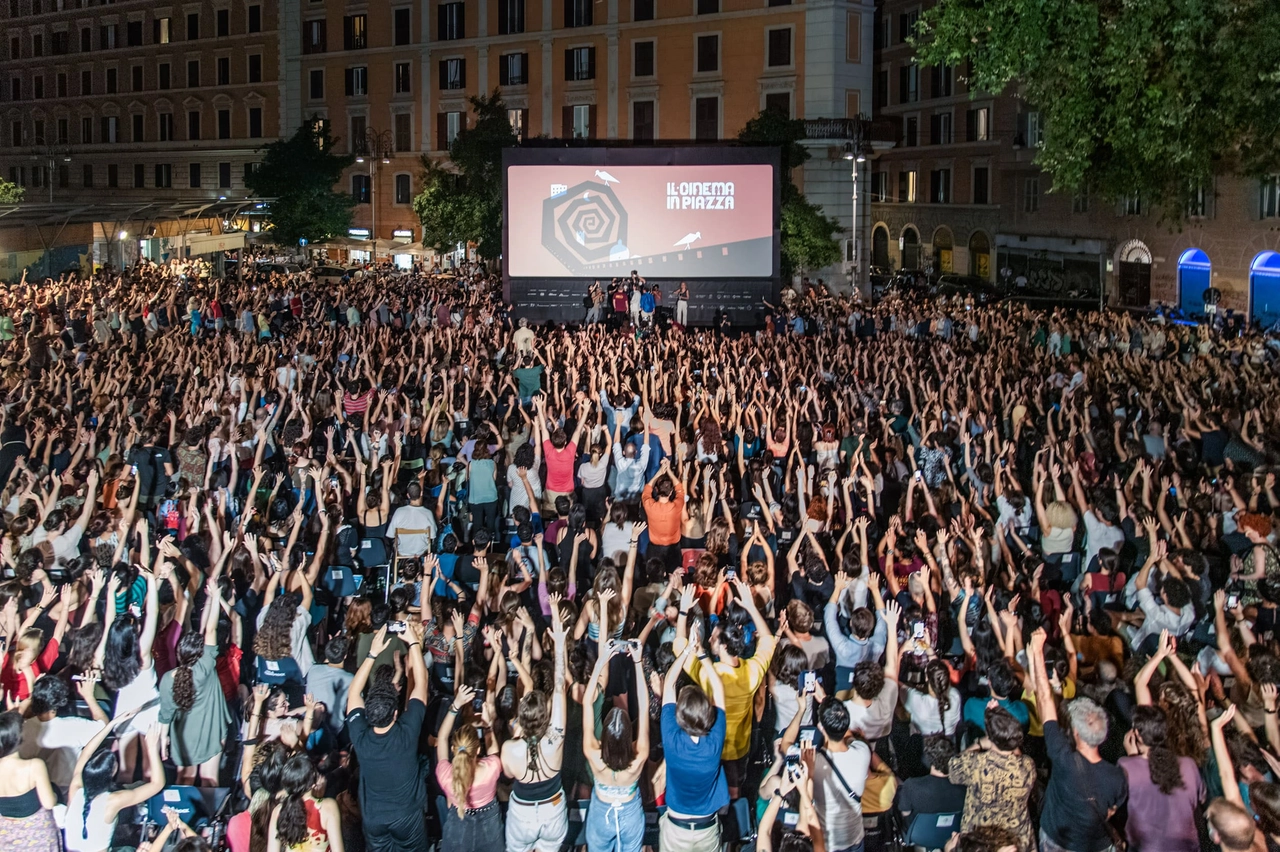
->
[436, 685, 503, 852]
[533, 396, 590, 518]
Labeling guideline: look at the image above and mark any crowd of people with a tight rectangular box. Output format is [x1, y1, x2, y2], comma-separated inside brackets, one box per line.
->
[0, 258, 1279, 852]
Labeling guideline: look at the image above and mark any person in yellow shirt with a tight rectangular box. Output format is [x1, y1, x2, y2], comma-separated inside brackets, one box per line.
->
[675, 577, 776, 798]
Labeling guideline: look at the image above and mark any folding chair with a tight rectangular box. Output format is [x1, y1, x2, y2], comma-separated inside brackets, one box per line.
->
[566, 798, 591, 849]
[903, 810, 961, 851]
[392, 529, 431, 588]
[721, 797, 755, 852]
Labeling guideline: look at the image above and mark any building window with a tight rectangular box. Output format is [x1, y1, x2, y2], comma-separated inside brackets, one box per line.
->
[393, 7, 411, 44]
[303, 19, 326, 53]
[51, 31, 67, 55]
[217, 8, 229, 37]
[904, 116, 917, 147]
[80, 116, 90, 143]
[1022, 110, 1041, 146]
[218, 57, 231, 85]
[394, 61, 411, 93]
[159, 112, 174, 141]
[764, 91, 790, 117]
[244, 162, 257, 182]
[82, 163, 93, 187]
[218, 109, 231, 138]
[35, 75, 46, 98]
[57, 117, 68, 143]
[869, 171, 887, 202]
[571, 103, 591, 138]
[343, 14, 366, 49]
[766, 28, 791, 67]
[309, 68, 324, 99]
[499, 0, 525, 34]
[973, 166, 988, 204]
[248, 106, 262, 137]
[132, 113, 144, 141]
[966, 107, 988, 142]
[1123, 193, 1142, 216]
[218, 161, 231, 188]
[8, 120, 20, 147]
[500, 52, 527, 86]
[898, 8, 918, 43]
[632, 100, 654, 139]
[1187, 181, 1208, 218]
[1261, 176, 1280, 219]
[32, 34, 42, 57]
[131, 65, 143, 91]
[898, 169, 917, 203]
[9, 78, 19, 101]
[565, 47, 595, 81]
[158, 63, 170, 89]
[80, 27, 91, 52]
[105, 163, 117, 187]
[929, 168, 950, 203]
[248, 54, 262, 83]
[438, 3, 464, 40]
[899, 64, 919, 103]
[134, 163, 145, 187]
[929, 111, 951, 145]
[395, 172, 411, 203]
[99, 23, 117, 49]
[508, 108, 527, 139]
[125, 21, 143, 46]
[1024, 177, 1039, 213]
[696, 0, 717, 14]
[155, 163, 172, 187]
[694, 95, 718, 140]
[440, 58, 464, 89]
[443, 110, 461, 147]
[930, 64, 952, 98]
[565, 0, 592, 27]
[345, 66, 368, 96]
[186, 12, 199, 39]
[189, 162, 201, 187]
[394, 111, 411, 150]
[248, 5, 261, 33]
[352, 173, 370, 203]
[633, 41, 654, 77]
[1072, 190, 1089, 213]
[350, 115, 367, 150]
[695, 34, 718, 73]
[188, 110, 201, 139]
[874, 13, 889, 49]
[155, 17, 171, 43]
[187, 59, 200, 87]
[634, 0, 654, 21]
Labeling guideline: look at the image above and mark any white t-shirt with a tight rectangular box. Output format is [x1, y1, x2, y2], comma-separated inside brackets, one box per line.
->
[1082, 510, 1125, 572]
[845, 679, 898, 741]
[386, 504, 438, 556]
[811, 742, 872, 849]
[903, 686, 962, 736]
[20, 714, 106, 793]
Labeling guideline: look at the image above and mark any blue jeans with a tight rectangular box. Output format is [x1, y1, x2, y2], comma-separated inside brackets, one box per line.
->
[831, 843, 864, 852]
[584, 791, 644, 852]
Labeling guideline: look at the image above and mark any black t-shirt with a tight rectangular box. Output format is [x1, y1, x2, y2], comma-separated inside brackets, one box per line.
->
[346, 697, 427, 823]
[1040, 720, 1128, 852]
[127, 445, 173, 499]
[896, 774, 966, 817]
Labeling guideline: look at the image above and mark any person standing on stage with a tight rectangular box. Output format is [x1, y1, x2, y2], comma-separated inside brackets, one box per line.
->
[675, 282, 690, 327]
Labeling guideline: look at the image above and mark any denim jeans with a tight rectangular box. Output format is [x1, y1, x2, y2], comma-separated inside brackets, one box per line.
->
[584, 792, 644, 852]
[441, 800, 502, 852]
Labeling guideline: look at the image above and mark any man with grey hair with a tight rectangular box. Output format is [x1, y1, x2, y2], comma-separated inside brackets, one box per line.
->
[1029, 628, 1127, 852]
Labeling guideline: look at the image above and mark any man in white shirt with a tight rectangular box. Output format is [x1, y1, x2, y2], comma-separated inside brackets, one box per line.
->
[809, 699, 873, 852]
[386, 482, 438, 557]
[512, 317, 536, 354]
[1127, 543, 1194, 652]
[20, 675, 109, 795]
[31, 468, 99, 562]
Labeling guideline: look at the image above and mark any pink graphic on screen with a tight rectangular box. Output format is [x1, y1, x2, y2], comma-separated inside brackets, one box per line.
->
[506, 164, 774, 278]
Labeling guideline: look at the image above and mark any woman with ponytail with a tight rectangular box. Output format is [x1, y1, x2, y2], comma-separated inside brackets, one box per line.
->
[903, 658, 961, 737]
[435, 684, 502, 851]
[66, 719, 166, 852]
[159, 576, 232, 785]
[1119, 705, 1204, 851]
[266, 753, 343, 852]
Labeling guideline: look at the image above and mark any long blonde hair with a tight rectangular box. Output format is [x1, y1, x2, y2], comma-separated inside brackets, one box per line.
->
[449, 725, 480, 818]
[1045, 500, 1078, 531]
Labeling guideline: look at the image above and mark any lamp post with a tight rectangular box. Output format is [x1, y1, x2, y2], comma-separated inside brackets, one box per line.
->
[356, 129, 394, 256]
[28, 138, 72, 204]
[841, 122, 874, 299]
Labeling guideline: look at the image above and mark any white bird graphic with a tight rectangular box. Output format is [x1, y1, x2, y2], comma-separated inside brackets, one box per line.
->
[594, 169, 620, 185]
[674, 232, 701, 250]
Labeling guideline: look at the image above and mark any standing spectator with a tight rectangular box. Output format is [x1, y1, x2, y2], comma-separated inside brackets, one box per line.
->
[659, 631, 727, 852]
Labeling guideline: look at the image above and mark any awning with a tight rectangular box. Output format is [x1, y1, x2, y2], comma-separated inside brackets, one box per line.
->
[996, 234, 1106, 256]
[182, 232, 246, 255]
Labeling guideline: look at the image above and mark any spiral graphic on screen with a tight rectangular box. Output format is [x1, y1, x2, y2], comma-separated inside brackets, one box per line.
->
[540, 180, 629, 272]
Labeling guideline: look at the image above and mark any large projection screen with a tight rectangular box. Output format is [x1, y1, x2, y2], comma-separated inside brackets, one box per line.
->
[504, 147, 780, 284]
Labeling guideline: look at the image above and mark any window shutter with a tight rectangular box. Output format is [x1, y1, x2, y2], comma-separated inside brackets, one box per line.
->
[588, 105, 597, 138]
[459, 59, 466, 88]
[519, 108, 529, 140]
[499, 58, 509, 86]
[564, 48, 573, 80]
[587, 47, 596, 79]
[344, 68, 354, 96]
[437, 113, 447, 151]
[437, 5, 447, 36]
[965, 109, 976, 143]
[562, 106, 572, 138]
[898, 67, 908, 104]
[564, 0, 573, 26]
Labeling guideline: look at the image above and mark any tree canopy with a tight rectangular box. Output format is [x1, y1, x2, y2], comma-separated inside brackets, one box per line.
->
[245, 120, 355, 246]
[736, 108, 843, 277]
[0, 179, 22, 204]
[414, 91, 518, 259]
[914, 0, 1280, 215]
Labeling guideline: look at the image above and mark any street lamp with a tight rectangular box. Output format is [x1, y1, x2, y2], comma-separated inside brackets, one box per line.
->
[840, 122, 874, 297]
[28, 138, 72, 204]
[356, 129, 395, 252]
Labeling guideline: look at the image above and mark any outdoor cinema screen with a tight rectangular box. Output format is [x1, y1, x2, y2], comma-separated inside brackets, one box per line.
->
[504, 151, 777, 279]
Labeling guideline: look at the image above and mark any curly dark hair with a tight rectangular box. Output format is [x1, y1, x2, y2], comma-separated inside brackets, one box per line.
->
[170, 629, 206, 713]
[253, 598, 296, 660]
[1132, 705, 1185, 795]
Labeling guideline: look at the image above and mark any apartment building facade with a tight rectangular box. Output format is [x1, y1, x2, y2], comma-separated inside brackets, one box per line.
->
[868, 0, 1280, 324]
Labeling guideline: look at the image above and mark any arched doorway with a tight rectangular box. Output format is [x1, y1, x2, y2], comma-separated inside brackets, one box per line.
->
[872, 225, 890, 269]
[1177, 249, 1211, 316]
[932, 227, 954, 274]
[1117, 239, 1152, 306]
[1251, 251, 1280, 331]
[969, 230, 991, 279]
[901, 227, 920, 270]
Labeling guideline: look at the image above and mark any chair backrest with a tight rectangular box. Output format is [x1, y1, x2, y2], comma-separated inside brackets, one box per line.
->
[321, 565, 359, 598]
[725, 796, 755, 843]
[147, 785, 210, 826]
[903, 810, 961, 850]
[394, 529, 431, 556]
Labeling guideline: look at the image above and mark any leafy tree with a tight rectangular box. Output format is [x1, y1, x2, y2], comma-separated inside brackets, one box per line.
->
[245, 120, 355, 245]
[914, 0, 1280, 215]
[414, 91, 519, 259]
[736, 108, 844, 277]
[0, 179, 22, 204]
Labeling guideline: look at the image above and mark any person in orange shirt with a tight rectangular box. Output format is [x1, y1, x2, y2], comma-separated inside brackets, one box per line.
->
[642, 459, 684, 572]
